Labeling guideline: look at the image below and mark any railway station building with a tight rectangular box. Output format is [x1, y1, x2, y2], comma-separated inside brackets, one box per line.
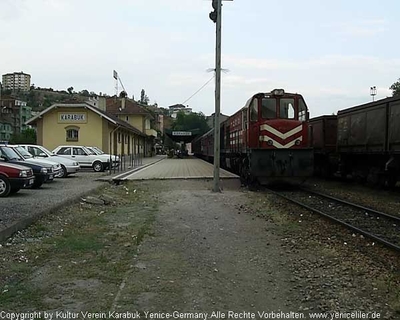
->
[26, 101, 154, 156]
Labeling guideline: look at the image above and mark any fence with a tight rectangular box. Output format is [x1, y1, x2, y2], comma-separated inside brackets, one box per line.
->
[107, 152, 144, 175]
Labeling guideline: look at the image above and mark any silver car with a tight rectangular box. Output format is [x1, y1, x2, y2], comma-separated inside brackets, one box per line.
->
[18, 144, 80, 178]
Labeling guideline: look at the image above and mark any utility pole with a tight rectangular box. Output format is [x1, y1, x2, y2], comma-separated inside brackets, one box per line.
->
[210, 0, 222, 192]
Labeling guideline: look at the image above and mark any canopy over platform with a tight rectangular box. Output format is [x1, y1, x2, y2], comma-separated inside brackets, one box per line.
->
[165, 129, 200, 143]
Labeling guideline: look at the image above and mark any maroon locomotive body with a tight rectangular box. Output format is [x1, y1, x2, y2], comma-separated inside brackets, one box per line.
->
[193, 89, 314, 185]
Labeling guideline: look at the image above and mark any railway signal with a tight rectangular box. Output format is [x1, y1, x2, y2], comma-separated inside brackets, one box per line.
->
[209, 0, 218, 23]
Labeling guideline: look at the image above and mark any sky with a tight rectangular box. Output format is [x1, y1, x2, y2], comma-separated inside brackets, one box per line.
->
[1, 0, 399, 118]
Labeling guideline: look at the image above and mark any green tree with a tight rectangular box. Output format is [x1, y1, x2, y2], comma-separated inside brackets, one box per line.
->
[172, 111, 210, 135]
[390, 78, 400, 96]
[10, 128, 36, 144]
[67, 87, 74, 95]
[79, 89, 90, 96]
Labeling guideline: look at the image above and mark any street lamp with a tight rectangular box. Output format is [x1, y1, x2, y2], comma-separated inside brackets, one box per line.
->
[370, 86, 377, 102]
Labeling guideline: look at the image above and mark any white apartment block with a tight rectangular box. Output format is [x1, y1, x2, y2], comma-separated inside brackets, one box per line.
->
[2, 72, 31, 91]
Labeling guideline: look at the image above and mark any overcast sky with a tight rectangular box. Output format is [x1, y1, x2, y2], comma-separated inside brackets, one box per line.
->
[1, 0, 399, 117]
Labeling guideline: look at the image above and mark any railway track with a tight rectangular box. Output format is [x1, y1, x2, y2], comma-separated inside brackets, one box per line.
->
[267, 187, 400, 252]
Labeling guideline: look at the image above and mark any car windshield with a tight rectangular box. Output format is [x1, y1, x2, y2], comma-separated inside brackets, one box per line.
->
[37, 146, 53, 156]
[15, 146, 33, 159]
[93, 147, 104, 154]
[0, 147, 22, 160]
[85, 147, 96, 155]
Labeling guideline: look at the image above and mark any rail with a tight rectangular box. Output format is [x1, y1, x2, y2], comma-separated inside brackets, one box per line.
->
[266, 188, 400, 253]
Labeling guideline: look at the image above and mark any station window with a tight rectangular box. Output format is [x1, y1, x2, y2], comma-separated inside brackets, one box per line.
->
[65, 126, 79, 141]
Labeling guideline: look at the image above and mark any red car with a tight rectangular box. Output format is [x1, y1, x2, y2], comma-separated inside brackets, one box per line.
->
[0, 162, 35, 197]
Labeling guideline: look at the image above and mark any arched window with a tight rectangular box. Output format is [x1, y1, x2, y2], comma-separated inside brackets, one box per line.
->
[65, 126, 79, 141]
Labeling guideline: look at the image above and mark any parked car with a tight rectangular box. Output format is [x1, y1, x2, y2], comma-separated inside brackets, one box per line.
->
[0, 145, 50, 188]
[18, 144, 80, 178]
[10, 145, 62, 180]
[85, 146, 120, 168]
[52, 145, 113, 172]
[0, 162, 35, 197]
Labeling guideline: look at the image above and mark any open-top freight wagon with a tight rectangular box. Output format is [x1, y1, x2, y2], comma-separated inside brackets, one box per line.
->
[310, 95, 400, 187]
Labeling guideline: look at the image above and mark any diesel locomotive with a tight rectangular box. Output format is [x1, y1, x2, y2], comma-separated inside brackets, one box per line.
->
[193, 89, 314, 185]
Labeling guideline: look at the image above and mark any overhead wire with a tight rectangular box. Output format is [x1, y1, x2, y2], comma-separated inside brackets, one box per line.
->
[182, 75, 215, 105]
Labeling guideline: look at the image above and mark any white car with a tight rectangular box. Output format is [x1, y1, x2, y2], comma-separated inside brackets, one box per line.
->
[18, 144, 80, 178]
[85, 146, 120, 167]
[10, 145, 63, 180]
[52, 145, 114, 172]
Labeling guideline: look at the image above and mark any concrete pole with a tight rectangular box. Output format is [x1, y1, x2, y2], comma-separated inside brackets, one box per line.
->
[213, 0, 222, 192]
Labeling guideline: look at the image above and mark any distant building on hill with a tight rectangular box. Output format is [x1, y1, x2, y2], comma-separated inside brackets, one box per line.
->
[168, 104, 193, 118]
[2, 72, 31, 92]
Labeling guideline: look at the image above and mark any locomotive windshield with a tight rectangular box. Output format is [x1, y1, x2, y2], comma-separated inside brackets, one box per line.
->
[280, 98, 295, 119]
[260, 96, 307, 120]
[261, 98, 276, 118]
[261, 97, 295, 119]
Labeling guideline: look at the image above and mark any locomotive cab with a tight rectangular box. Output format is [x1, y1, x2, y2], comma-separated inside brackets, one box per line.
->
[244, 89, 314, 185]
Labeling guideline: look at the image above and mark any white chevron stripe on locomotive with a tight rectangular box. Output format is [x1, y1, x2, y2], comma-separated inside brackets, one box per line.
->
[259, 136, 303, 149]
[259, 124, 302, 139]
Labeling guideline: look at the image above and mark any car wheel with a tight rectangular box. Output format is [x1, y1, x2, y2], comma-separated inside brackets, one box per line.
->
[60, 165, 68, 178]
[10, 188, 20, 194]
[93, 161, 104, 172]
[0, 175, 11, 197]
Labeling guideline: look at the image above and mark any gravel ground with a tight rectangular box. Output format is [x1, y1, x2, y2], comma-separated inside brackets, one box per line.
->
[1, 176, 399, 318]
[0, 170, 108, 240]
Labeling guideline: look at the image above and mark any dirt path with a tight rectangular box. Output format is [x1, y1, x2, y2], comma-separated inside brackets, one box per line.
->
[112, 180, 299, 313]
[1, 179, 398, 319]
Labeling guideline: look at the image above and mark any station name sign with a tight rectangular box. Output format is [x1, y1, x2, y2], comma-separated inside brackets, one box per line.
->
[172, 131, 192, 136]
[58, 112, 87, 123]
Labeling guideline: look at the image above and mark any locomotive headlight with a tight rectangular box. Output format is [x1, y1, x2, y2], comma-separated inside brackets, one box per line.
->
[267, 140, 273, 146]
[295, 139, 301, 146]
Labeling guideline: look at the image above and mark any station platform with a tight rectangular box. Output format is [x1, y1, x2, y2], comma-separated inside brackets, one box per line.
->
[123, 157, 239, 180]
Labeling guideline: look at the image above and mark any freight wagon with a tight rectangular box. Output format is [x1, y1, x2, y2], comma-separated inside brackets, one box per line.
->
[311, 95, 400, 187]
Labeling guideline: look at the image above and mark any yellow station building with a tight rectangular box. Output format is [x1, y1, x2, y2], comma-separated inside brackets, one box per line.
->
[26, 99, 156, 156]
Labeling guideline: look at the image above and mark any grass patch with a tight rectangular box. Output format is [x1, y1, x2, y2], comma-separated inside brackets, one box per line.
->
[0, 181, 159, 311]
[55, 234, 104, 252]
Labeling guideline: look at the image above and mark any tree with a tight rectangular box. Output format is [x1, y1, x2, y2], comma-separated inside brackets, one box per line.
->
[119, 91, 127, 98]
[67, 87, 74, 95]
[79, 89, 90, 97]
[171, 111, 210, 135]
[9, 128, 36, 144]
[140, 89, 149, 105]
[390, 78, 400, 96]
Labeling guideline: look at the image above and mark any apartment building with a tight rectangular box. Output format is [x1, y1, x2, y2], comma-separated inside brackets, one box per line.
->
[0, 98, 32, 140]
[2, 72, 31, 92]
